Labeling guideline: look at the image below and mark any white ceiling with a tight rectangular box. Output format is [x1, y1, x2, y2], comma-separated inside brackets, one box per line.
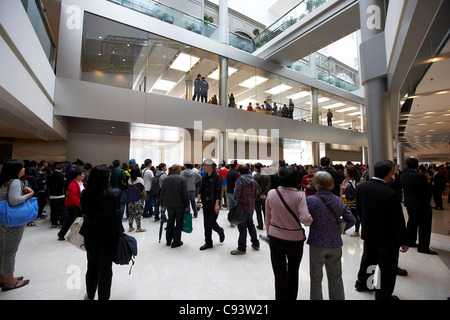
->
[400, 39, 450, 161]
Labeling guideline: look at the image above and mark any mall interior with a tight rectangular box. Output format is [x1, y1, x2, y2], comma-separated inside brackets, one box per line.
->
[0, 0, 449, 302]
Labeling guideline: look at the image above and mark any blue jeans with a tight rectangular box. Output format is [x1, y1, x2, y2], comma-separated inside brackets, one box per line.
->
[226, 193, 236, 209]
[153, 196, 165, 220]
[237, 211, 259, 252]
[143, 191, 153, 217]
[188, 190, 197, 217]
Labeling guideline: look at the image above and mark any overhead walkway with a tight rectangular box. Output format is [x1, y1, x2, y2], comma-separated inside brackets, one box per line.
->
[252, 0, 360, 66]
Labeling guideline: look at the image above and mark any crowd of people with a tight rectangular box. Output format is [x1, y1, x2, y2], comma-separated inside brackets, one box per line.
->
[0, 156, 448, 300]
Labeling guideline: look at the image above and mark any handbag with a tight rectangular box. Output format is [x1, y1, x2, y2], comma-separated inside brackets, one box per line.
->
[275, 188, 307, 240]
[344, 180, 357, 201]
[131, 181, 145, 200]
[0, 182, 38, 227]
[315, 194, 346, 234]
[64, 217, 86, 251]
[227, 203, 247, 225]
[182, 211, 193, 233]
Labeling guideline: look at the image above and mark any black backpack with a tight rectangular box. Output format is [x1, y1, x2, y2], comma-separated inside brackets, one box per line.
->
[114, 233, 138, 275]
[150, 175, 161, 197]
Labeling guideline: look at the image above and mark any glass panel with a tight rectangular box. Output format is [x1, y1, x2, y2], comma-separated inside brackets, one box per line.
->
[21, 0, 56, 69]
[108, 0, 218, 38]
[81, 13, 148, 89]
[283, 139, 313, 165]
[81, 13, 363, 132]
[317, 90, 362, 131]
[254, 0, 328, 50]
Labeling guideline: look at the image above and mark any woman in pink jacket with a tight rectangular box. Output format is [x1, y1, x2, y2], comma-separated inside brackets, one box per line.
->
[265, 167, 313, 300]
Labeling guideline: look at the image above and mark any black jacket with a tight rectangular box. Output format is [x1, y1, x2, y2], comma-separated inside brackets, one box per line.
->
[400, 168, 432, 209]
[160, 173, 189, 208]
[199, 170, 222, 205]
[431, 172, 446, 192]
[318, 166, 341, 196]
[356, 179, 407, 247]
[47, 170, 66, 197]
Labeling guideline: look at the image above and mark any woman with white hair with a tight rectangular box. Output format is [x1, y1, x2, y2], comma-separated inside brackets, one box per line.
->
[306, 171, 356, 300]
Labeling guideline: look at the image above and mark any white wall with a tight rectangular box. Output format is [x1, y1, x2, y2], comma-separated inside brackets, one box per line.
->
[0, 0, 66, 140]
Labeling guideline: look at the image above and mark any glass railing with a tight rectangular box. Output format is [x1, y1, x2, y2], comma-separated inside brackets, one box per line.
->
[105, 1, 360, 95]
[287, 52, 360, 92]
[108, 0, 258, 53]
[108, 0, 218, 37]
[21, 0, 56, 70]
[254, 0, 328, 50]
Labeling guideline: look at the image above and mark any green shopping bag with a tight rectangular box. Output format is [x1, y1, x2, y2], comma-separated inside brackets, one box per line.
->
[182, 211, 193, 233]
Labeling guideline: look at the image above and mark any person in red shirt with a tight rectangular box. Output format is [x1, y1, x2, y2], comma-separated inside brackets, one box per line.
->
[58, 169, 84, 240]
[217, 161, 229, 209]
[247, 102, 253, 111]
[301, 165, 316, 197]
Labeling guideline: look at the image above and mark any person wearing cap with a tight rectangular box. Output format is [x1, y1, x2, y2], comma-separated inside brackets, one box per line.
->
[196, 158, 225, 250]
[181, 161, 202, 218]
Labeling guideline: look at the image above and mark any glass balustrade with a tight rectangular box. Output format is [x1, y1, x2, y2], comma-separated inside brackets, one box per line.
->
[21, 0, 56, 70]
[254, 0, 328, 50]
[81, 12, 364, 132]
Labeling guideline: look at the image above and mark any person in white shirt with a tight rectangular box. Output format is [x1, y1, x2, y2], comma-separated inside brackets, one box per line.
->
[142, 159, 154, 218]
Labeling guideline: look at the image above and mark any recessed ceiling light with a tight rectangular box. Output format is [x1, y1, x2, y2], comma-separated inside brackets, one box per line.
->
[265, 84, 293, 95]
[337, 107, 357, 113]
[321, 102, 345, 109]
[239, 76, 268, 88]
[169, 53, 200, 72]
[207, 67, 238, 80]
[287, 91, 310, 100]
[152, 79, 177, 92]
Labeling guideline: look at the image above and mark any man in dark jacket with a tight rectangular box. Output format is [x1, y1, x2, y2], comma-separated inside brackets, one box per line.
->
[318, 157, 341, 196]
[400, 158, 436, 255]
[355, 160, 408, 300]
[430, 165, 446, 210]
[161, 164, 189, 248]
[197, 158, 225, 250]
[47, 163, 67, 228]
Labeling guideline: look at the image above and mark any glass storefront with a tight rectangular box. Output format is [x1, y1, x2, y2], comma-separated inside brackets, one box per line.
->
[81, 12, 364, 132]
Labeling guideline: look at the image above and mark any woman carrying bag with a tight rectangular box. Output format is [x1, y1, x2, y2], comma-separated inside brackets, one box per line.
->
[340, 167, 360, 236]
[80, 165, 124, 300]
[306, 171, 356, 300]
[0, 160, 34, 291]
[265, 167, 313, 300]
[126, 167, 146, 233]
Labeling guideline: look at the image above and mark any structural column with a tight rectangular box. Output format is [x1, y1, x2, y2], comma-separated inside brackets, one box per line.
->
[218, 56, 228, 106]
[396, 142, 405, 170]
[359, 0, 393, 176]
[310, 87, 320, 165]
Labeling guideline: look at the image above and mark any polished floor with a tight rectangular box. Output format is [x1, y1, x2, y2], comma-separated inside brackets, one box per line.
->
[1, 197, 449, 301]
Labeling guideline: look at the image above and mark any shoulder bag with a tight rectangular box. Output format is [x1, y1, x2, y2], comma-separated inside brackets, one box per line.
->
[315, 194, 346, 234]
[131, 180, 145, 200]
[64, 217, 86, 251]
[0, 181, 38, 227]
[275, 188, 306, 240]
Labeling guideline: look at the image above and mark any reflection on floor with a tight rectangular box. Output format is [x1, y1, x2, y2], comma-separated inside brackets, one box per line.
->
[1, 202, 449, 301]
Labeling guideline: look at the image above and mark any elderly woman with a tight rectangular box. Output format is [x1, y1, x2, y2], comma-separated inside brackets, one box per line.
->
[265, 167, 313, 300]
[306, 171, 356, 300]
